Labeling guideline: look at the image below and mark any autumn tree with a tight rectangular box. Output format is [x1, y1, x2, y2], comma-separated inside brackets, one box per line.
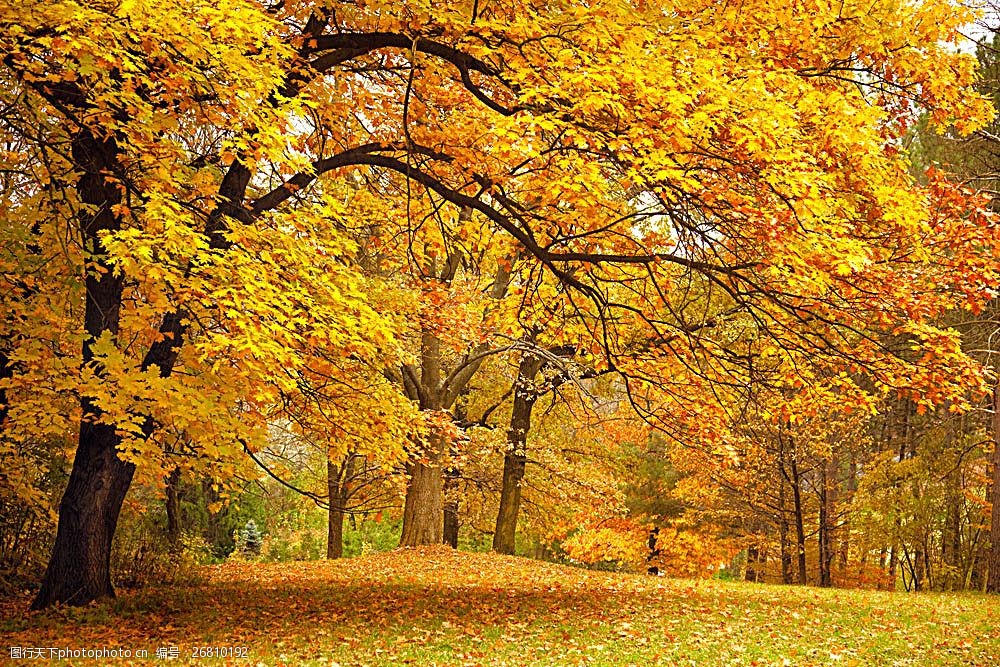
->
[3, 0, 998, 609]
[907, 25, 1000, 593]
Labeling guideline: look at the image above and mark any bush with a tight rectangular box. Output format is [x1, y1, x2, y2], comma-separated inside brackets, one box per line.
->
[111, 505, 175, 589]
[260, 510, 326, 562]
[343, 516, 402, 557]
[111, 504, 212, 589]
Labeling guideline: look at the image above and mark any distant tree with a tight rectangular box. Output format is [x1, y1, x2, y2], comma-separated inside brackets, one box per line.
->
[240, 520, 262, 557]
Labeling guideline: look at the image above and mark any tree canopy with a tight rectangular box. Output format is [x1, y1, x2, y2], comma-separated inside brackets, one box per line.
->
[0, 0, 998, 607]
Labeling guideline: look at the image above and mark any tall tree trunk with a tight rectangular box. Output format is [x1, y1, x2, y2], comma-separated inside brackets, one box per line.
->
[398, 249, 505, 547]
[818, 463, 832, 587]
[987, 379, 1000, 593]
[27, 75, 250, 608]
[32, 130, 131, 609]
[400, 332, 446, 547]
[493, 352, 543, 554]
[442, 501, 459, 548]
[790, 450, 808, 585]
[920, 537, 931, 590]
[327, 456, 355, 559]
[442, 466, 459, 548]
[0, 350, 11, 433]
[943, 493, 961, 591]
[165, 467, 182, 549]
[745, 543, 760, 583]
[839, 457, 856, 572]
[400, 442, 445, 546]
[779, 478, 793, 584]
[819, 457, 838, 587]
[888, 545, 899, 590]
[970, 534, 987, 591]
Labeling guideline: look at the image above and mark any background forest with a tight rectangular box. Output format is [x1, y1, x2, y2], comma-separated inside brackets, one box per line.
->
[1, 0, 1000, 616]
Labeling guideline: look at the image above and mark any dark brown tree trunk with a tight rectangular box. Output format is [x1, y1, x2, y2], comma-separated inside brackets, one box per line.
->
[779, 481, 793, 584]
[493, 353, 543, 555]
[31, 130, 132, 609]
[839, 457, 856, 572]
[943, 493, 961, 591]
[165, 467, 182, 549]
[790, 451, 808, 585]
[818, 460, 834, 587]
[442, 464, 459, 548]
[0, 350, 11, 432]
[818, 477, 830, 587]
[442, 496, 459, 549]
[31, 424, 135, 609]
[26, 74, 252, 608]
[971, 539, 987, 591]
[745, 543, 760, 583]
[987, 379, 1000, 593]
[327, 456, 354, 559]
[493, 447, 528, 554]
[327, 504, 344, 559]
[919, 538, 930, 590]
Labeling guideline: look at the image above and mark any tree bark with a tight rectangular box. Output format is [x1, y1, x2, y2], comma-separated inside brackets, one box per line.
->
[165, 467, 182, 549]
[327, 456, 355, 559]
[0, 350, 11, 433]
[400, 439, 445, 546]
[202, 479, 227, 555]
[400, 331, 446, 546]
[745, 543, 760, 583]
[818, 472, 830, 587]
[442, 466, 459, 548]
[987, 378, 1000, 593]
[779, 479, 793, 584]
[790, 449, 808, 585]
[943, 491, 961, 591]
[31, 130, 132, 609]
[399, 304, 492, 547]
[493, 352, 543, 554]
[398, 247, 509, 547]
[839, 457, 856, 572]
[442, 500, 459, 548]
[818, 459, 834, 587]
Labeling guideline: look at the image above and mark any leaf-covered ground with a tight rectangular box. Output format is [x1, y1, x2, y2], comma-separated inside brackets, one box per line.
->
[1, 547, 997, 666]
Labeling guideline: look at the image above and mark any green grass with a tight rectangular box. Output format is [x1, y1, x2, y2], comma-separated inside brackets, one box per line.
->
[1, 547, 996, 665]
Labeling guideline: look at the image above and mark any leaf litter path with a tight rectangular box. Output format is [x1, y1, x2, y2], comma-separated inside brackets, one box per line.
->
[1, 546, 996, 666]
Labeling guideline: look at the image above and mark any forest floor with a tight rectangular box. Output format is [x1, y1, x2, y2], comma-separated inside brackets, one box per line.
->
[0, 546, 996, 666]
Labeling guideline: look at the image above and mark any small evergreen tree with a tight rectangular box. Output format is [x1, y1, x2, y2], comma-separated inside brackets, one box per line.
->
[240, 520, 262, 556]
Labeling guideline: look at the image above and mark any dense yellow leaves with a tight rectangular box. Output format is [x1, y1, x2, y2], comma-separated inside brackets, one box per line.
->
[2, 0, 999, 572]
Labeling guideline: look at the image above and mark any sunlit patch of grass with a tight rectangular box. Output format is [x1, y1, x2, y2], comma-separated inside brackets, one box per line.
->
[2, 547, 996, 665]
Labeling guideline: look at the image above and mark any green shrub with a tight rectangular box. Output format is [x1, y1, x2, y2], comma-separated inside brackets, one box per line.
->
[343, 516, 402, 557]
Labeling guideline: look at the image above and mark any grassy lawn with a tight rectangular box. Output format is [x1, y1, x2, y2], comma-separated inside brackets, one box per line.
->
[1, 547, 996, 666]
